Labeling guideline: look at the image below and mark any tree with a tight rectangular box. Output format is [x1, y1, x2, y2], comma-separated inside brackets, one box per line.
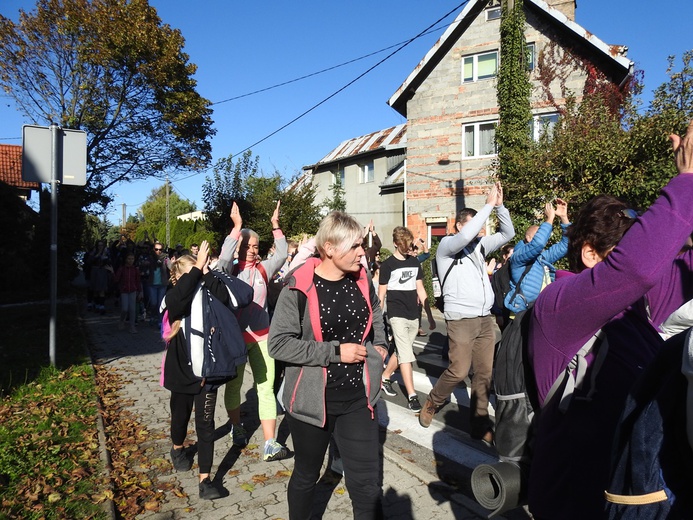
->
[202, 151, 322, 253]
[324, 178, 346, 212]
[0, 0, 215, 210]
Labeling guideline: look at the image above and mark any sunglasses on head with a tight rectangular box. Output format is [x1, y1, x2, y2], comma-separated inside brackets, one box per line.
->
[620, 209, 640, 219]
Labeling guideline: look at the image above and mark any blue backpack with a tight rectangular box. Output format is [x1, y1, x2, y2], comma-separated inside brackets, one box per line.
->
[185, 270, 254, 384]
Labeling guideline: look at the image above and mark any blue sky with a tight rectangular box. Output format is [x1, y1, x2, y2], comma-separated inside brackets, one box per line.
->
[2, 0, 692, 226]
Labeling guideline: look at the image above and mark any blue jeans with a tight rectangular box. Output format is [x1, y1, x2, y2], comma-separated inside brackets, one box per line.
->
[149, 285, 167, 323]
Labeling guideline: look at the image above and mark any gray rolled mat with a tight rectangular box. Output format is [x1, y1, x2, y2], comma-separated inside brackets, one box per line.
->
[471, 461, 523, 518]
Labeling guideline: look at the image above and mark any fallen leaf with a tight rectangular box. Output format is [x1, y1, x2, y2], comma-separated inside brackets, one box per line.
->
[47, 492, 61, 503]
[252, 474, 269, 484]
[392, 429, 402, 435]
[241, 482, 255, 492]
[144, 501, 159, 511]
[334, 487, 346, 495]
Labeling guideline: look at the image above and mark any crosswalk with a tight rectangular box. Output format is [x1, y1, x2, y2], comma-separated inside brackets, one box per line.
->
[377, 338, 500, 470]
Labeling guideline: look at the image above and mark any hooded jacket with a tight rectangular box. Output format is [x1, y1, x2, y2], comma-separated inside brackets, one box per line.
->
[268, 257, 386, 427]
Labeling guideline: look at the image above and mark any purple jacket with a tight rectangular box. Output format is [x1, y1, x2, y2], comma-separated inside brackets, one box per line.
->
[527, 174, 693, 519]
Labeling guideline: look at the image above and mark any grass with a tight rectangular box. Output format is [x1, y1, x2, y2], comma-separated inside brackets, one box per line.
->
[0, 299, 109, 520]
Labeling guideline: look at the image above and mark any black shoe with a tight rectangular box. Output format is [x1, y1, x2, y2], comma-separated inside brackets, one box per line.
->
[199, 477, 221, 500]
[381, 379, 398, 397]
[408, 396, 422, 412]
[170, 446, 192, 472]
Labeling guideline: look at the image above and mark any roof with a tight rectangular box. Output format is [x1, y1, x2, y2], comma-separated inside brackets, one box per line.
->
[305, 124, 407, 169]
[388, 0, 634, 116]
[0, 144, 39, 190]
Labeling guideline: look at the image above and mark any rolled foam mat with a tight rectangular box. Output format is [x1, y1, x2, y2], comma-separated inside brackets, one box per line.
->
[471, 461, 523, 517]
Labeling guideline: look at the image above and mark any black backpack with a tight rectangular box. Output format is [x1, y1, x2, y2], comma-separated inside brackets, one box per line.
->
[604, 330, 693, 519]
[471, 307, 608, 516]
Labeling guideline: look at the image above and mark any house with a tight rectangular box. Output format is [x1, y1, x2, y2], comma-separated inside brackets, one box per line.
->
[301, 124, 407, 246]
[387, 0, 633, 242]
[0, 143, 39, 201]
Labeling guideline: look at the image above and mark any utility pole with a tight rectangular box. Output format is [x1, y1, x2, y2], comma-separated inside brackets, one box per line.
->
[165, 175, 170, 248]
[122, 203, 126, 234]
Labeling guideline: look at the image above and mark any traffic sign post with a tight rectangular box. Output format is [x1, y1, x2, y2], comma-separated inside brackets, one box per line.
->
[22, 124, 87, 366]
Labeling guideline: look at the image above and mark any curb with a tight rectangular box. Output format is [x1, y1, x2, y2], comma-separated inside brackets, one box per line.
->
[381, 444, 493, 519]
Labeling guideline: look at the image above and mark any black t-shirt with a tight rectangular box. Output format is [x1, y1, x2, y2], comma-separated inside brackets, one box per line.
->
[379, 254, 423, 320]
[314, 273, 369, 403]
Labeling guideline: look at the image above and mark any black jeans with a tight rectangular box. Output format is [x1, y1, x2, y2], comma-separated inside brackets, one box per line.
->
[170, 389, 218, 474]
[287, 399, 382, 520]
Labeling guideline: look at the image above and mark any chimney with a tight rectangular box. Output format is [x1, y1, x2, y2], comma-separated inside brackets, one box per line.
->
[547, 0, 576, 21]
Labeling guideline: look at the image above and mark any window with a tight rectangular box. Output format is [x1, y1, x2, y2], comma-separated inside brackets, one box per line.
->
[332, 167, 345, 186]
[531, 113, 559, 141]
[527, 42, 536, 71]
[486, 7, 501, 20]
[463, 121, 497, 158]
[463, 51, 498, 83]
[463, 122, 497, 157]
[359, 161, 374, 183]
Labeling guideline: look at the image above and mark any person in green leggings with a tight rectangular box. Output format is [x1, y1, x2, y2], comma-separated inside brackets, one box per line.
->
[217, 201, 289, 461]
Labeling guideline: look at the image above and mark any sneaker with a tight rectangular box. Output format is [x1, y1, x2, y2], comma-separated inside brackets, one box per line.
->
[263, 439, 289, 462]
[381, 379, 398, 397]
[418, 399, 436, 428]
[199, 477, 221, 500]
[129, 326, 137, 334]
[170, 446, 192, 472]
[229, 423, 248, 447]
[408, 396, 422, 412]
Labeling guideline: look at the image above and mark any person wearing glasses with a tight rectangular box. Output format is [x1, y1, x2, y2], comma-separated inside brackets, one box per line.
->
[526, 122, 693, 520]
[148, 241, 171, 327]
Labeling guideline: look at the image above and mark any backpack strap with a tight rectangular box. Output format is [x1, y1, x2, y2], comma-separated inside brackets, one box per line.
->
[440, 250, 464, 292]
[232, 261, 269, 286]
[507, 263, 534, 307]
[543, 329, 608, 412]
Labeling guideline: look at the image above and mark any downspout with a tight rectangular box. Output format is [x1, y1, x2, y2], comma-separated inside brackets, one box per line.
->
[403, 158, 408, 227]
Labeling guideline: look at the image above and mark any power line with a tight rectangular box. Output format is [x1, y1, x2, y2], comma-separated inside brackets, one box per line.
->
[231, 1, 468, 159]
[210, 26, 448, 106]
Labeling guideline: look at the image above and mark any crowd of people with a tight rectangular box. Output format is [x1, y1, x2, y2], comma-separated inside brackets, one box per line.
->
[85, 122, 693, 518]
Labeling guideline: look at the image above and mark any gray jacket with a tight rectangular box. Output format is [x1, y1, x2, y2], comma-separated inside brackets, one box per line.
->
[268, 257, 386, 427]
[436, 204, 515, 319]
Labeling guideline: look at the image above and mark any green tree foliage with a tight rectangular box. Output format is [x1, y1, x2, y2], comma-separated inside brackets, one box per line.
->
[324, 178, 347, 212]
[496, 0, 532, 178]
[0, 0, 215, 209]
[138, 183, 196, 229]
[202, 151, 322, 254]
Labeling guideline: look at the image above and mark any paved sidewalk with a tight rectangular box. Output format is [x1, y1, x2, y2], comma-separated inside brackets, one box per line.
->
[85, 309, 493, 519]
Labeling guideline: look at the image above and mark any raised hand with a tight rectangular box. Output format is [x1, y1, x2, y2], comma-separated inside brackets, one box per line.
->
[545, 201, 556, 223]
[271, 200, 281, 229]
[486, 182, 499, 206]
[195, 240, 210, 271]
[230, 202, 242, 230]
[555, 198, 569, 223]
[671, 120, 693, 174]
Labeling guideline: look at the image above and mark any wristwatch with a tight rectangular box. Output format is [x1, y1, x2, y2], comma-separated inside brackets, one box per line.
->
[334, 344, 341, 357]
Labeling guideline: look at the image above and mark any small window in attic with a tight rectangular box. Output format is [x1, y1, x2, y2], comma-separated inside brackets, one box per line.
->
[486, 7, 501, 21]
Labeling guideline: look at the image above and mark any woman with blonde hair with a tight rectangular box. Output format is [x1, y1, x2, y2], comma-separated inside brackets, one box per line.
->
[269, 211, 388, 519]
[161, 241, 251, 500]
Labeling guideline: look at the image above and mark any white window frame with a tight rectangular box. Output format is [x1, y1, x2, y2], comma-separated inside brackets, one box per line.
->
[462, 50, 499, 83]
[462, 121, 498, 158]
[527, 42, 536, 71]
[486, 7, 501, 20]
[359, 161, 374, 183]
[531, 113, 559, 141]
